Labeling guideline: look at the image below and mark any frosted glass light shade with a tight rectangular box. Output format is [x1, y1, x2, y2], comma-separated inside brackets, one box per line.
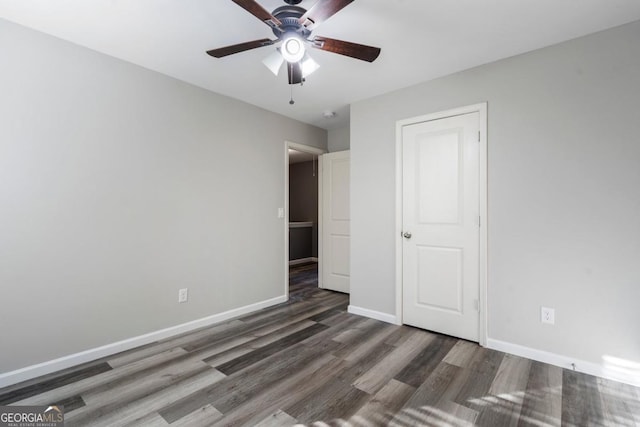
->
[301, 55, 320, 77]
[262, 49, 284, 75]
[281, 36, 305, 63]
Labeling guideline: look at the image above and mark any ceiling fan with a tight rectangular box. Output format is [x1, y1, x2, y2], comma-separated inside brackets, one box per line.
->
[206, 0, 381, 85]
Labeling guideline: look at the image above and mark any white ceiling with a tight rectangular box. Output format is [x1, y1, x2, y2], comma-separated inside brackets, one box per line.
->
[2, 1, 640, 130]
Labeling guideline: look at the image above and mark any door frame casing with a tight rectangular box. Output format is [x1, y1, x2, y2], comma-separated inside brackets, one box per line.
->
[394, 103, 488, 346]
[284, 141, 327, 300]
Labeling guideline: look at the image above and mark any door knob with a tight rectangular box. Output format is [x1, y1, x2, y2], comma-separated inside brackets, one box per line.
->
[403, 231, 412, 239]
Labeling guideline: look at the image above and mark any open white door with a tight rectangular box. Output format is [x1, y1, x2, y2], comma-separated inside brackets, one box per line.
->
[321, 150, 350, 293]
[401, 112, 480, 342]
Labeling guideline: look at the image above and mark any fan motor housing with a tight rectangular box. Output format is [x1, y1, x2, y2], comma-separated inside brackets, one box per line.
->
[271, 6, 310, 40]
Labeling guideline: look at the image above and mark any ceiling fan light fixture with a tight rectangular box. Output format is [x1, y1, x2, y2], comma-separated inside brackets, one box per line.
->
[281, 35, 305, 63]
[300, 54, 320, 78]
[262, 49, 284, 75]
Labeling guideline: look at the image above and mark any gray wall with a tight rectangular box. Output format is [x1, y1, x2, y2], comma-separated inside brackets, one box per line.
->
[289, 161, 319, 224]
[328, 126, 350, 152]
[289, 161, 318, 259]
[288, 227, 313, 261]
[0, 19, 326, 373]
[351, 21, 640, 367]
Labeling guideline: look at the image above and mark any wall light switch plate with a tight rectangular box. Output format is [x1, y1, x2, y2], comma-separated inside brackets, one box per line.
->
[541, 306, 555, 324]
[278, 208, 284, 219]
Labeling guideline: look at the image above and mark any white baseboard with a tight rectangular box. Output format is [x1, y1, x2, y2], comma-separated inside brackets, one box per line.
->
[486, 338, 640, 387]
[289, 257, 318, 266]
[348, 305, 400, 325]
[0, 295, 287, 389]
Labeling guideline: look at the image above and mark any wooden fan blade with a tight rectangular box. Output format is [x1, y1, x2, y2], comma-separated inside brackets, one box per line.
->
[298, 0, 354, 30]
[287, 62, 303, 85]
[231, 0, 282, 28]
[311, 36, 381, 62]
[207, 39, 276, 58]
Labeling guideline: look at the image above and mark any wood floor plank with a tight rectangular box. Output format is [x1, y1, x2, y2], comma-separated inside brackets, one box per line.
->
[234, 301, 304, 324]
[419, 351, 491, 417]
[488, 354, 532, 396]
[350, 378, 416, 426]
[309, 308, 344, 323]
[316, 311, 353, 327]
[123, 412, 169, 427]
[453, 347, 505, 409]
[384, 326, 430, 348]
[284, 377, 370, 425]
[179, 302, 330, 353]
[239, 297, 327, 325]
[54, 394, 86, 413]
[176, 298, 321, 351]
[207, 351, 341, 427]
[331, 318, 379, 342]
[373, 378, 418, 411]
[561, 369, 605, 426]
[167, 404, 223, 427]
[353, 330, 435, 394]
[70, 364, 217, 419]
[107, 319, 245, 368]
[159, 339, 337, 423]
[394, 334, 458, 388]
[210, 342, 342, 416]
[443, 340, 481, 368]
[0, 362, 112, 405]
[201, 319, 316, 365]
[517, 361, 562, 427]
[402, 361, 461, 409]
[335, 341, 397, 385]
[182, 309, 336, 368]
[392, 400, 478, 427]
[81, 359, 213, 407]
[333, 321, 399, 362]
[252, 409, 300, 427]
[332, 328, 364, 344]
[395, 343, 485, 427]
[214, 323, 328, 375]
[65, 366, 225, 427]
[13, 347, 189, 406]
[301, 315, 368, 348]
[597, 377, 640, 426]
[474, 354, 531, 426]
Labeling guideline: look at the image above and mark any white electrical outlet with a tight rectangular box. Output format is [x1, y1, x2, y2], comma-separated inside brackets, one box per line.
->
[541, 306, 555, 324]
[178, 288, 188, 303]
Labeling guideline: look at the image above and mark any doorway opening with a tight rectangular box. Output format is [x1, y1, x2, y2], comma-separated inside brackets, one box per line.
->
[284, 141, 326, 300]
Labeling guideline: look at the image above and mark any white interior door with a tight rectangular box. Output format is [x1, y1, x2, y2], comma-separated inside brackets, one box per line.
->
[321, 150, 350, 293]
[401, 112, 480, 341]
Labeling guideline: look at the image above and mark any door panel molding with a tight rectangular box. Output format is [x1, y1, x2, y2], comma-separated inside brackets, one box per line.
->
[321, 150, 351, 293]
[395, 103, 488, 345]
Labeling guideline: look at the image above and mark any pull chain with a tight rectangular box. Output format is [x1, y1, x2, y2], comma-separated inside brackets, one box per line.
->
[289, 84, 295, 105]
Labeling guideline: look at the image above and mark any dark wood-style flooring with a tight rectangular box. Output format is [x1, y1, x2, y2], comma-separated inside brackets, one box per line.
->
[1, 262, 638, 426]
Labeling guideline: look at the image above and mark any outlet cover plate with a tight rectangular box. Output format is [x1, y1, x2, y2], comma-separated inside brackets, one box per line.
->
[179, 288, 188, 303]
[541, 306, 555, 324]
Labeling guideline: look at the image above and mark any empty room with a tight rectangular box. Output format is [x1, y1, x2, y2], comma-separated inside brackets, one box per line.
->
[1, 1, 639, 426]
